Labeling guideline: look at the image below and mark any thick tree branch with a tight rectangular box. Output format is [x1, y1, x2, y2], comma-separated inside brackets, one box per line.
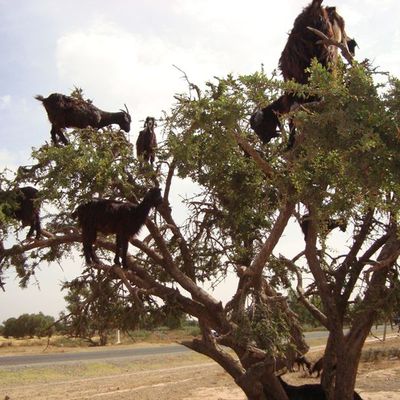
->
[341, 230, 392, 302]
[130, 238, 163, 264]
[250, 199, 295, 282]
[181, 338, 245, 381]
[303, 207, 339, 329]
[91, 241, 228, 329]
[163, 159, 176, 202]
[346, 231, 400, 346]
[145, 219, 224, 314]
[157, 203, 197, 281]
[233, 127, 274, 178]
[336, 209, 374, 283]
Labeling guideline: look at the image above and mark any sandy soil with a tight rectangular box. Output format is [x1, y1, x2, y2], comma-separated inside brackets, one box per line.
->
[1, 339, 399, 399]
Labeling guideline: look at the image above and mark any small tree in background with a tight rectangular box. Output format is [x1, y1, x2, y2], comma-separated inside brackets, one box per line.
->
[2, 313, 55, 338]
[61, 268, 141, 346]
[1, 59, 400, 400]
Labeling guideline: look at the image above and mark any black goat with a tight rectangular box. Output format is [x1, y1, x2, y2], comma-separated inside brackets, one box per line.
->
[250, 0, 352, 146]
[293, 355, 312, 372]
[309, 357, 324, 378]
[300, 214, 347, 241]
[72, 187, 163, 267]
[35, 93, 131, 145]
[0, 186, 42, 240]
[276, 376, 363, 400]
[136, 117, 157, 165]
[346, 38, 358, 56]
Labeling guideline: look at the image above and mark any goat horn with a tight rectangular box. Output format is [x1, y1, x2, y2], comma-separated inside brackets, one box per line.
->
[124, 104, 130, 115]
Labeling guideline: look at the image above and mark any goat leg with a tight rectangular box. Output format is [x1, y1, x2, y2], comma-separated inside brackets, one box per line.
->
[25, 221, 36, 239]
[121, 237, 129, 268]
[58, 130, 69, 145]
[114, 234, 122, 266]
[34, 217, 42, 239]
[50, 127, 59, 145]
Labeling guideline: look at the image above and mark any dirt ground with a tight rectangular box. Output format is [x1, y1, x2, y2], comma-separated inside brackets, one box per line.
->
[1, 338, 399, 399]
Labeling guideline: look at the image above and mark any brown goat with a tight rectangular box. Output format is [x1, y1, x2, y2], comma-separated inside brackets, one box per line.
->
[72, 187, 163, 267]
[136, 117, 157, 165]
[250, 0, 351, 146]
[0, 186, 42, 240]
[35, 93, 131, 145]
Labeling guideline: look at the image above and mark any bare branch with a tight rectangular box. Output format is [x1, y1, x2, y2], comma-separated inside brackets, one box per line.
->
[172, 64, 201, 100]
[164, 159, 176, 202]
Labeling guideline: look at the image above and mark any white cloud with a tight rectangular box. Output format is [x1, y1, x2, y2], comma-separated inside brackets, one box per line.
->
[54, 5, 300, 140]
[0, 95, 11, 110]
[56, 19, 217, 136]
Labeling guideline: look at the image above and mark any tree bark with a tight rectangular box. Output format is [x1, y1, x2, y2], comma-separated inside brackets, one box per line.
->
[323, 230, 400, 400]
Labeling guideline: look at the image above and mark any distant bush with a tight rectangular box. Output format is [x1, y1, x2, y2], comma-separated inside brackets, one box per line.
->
[361, 347, 400, 362]
[2, 313, 55, 339]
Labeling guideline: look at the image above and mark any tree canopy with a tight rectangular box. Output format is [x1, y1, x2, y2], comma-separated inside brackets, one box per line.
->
[1, 59, 400, 399]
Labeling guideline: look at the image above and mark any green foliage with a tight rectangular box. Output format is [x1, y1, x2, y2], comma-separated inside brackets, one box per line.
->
[288, 61, 400, 220]
[1, 60, 400, 368]
[3, 124, 158, 275]
[2, 313, 55, 338]
[166, 73, 284, 270]
[234, 302, 295, 357]
[61, 269, 138, 345]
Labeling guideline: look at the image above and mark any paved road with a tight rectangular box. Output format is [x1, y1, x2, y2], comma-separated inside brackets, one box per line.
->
[0, 344, 190, 367]
[0, 326, 393, 368]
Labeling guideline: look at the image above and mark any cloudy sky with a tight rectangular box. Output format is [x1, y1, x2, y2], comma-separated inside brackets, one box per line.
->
[0, 0, 399, 322]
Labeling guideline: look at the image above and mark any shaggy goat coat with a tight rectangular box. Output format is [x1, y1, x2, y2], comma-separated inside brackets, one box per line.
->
[36, 93, 131, 145]
[72, 188, 163, 266]
[250, 0, 350, 145]
[136, 117, 157, 165]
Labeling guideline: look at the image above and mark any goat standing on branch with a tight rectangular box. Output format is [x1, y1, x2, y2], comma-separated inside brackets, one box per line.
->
[136, 116, 158, 165]
[0, 186, 42, 241]
[250, 0, 354, 146]
[72, 187, 163, 267]
[35, 93, 131, 145]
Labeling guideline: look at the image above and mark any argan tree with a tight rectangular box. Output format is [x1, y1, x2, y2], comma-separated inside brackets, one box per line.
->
[1, 59, 400, 400]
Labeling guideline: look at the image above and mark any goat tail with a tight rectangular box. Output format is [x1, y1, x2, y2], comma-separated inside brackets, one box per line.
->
[34, 95, 45, 102]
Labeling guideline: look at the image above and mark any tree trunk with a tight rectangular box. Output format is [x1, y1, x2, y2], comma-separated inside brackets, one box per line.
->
[99, 331, 108, 346]
[320, 231, 400, 400]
